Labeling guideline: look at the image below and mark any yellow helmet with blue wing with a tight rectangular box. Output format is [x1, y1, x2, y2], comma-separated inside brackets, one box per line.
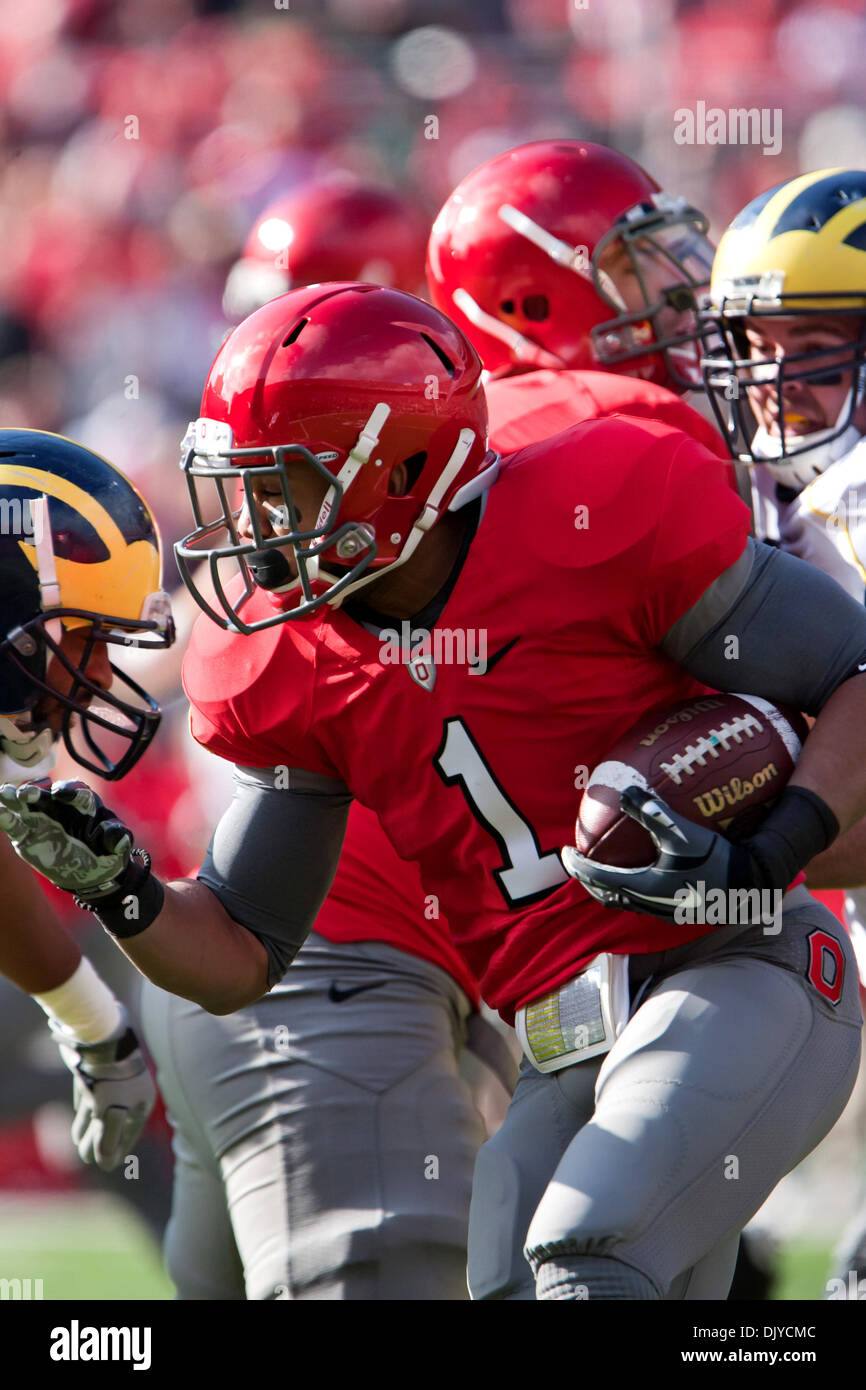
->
[0, 430, 174, 779]
[701, 168, 866, 487]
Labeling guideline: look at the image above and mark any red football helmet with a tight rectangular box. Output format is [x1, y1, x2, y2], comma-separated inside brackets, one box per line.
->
[426, 141, 714, 391]
[175, 282, 498, 632]
[223, 180, 429, 321]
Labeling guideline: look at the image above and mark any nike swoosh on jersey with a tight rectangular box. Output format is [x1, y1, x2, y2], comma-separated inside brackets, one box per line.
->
[327, 979, 389, 1003]
[469, 636, 520, 676]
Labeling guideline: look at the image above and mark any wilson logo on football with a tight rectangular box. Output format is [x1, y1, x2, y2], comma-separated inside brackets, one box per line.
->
[691, 763, 779, 819]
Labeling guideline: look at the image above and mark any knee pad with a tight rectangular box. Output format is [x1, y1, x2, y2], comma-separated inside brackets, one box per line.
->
[534, 1252, 659, 1301]
[164, 1218, 245, 1301]
[467, 1141, 535, 1300]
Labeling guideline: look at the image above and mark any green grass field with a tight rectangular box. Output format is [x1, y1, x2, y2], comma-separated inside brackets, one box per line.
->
[772, 1242, 836, 1301]
[0, 1191, 838, 1301]
[0, 1194, 173, 1300]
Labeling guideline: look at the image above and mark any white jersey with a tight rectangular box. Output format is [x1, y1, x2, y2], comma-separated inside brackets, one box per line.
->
[751, 440, 866, 603]
[751, 439, 866, 980]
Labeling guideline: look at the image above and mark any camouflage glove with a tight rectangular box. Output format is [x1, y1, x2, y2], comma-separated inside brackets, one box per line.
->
[0, 779, 133, 898]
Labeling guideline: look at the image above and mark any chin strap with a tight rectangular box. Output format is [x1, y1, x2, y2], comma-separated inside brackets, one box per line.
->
[0, 494, 62, 783]
[326, 428, 481, 609]
[31, 496, 63, 647]
[304, 404, 391, 589]
[753, 370, 866, 490]
[754, 420, 863, 491]
[496, 203, 627, 310]
[0, 717, 55, 785]
[451, 288, 565, 370]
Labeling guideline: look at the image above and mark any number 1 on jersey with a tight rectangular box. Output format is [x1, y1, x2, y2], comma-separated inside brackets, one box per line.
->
[435, 717, 568, 907]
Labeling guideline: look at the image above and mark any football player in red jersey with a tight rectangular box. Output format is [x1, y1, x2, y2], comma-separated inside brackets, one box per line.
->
[87, 177, 498, 1301]
[427, 140, 712, 392]
[117, 155, 725, 1304]
[133, 177, 500, 1302]
[5, 284, 866, 1302]
[425, 139, 768, 1298]
[427, 140, 722, 459]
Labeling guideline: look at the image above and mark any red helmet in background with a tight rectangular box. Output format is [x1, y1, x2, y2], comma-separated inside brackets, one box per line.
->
[426, 141, 714, 392]
[223, 181, 429, 321]
[176, 283, 498, 632]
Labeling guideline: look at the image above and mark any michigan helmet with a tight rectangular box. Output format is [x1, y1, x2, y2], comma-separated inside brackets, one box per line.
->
[0, 431, 174, 779]
[426, 141, 714, 391]
[701, 168, 866, 487]
[175, 282, 497, 633]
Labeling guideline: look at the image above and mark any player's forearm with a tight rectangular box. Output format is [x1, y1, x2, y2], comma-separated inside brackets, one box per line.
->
[110, 877, 270, 1014]
[805, 818, 866, 889]
[790, 673, 866, 838]
[666, 545, 866, 843]
[0, 925, 80, 996]
[0, 777, 317, 1013]
[0, 836, 81, 993]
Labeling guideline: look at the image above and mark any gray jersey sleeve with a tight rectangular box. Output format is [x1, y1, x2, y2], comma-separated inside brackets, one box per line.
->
[197, 765, 352, 987]
[662, 537, 866, 712]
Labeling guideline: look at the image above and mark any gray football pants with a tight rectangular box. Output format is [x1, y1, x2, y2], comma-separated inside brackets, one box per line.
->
[468, 888, 862, 1300]
[139, 933, 485, 1300]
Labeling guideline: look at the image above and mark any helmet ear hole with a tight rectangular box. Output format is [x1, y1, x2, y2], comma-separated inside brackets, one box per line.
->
[419, 333, 456, 376]
[522, 294, 549, 322]
[282, 318, 308, 348]
[500, 300, 515, 315]
[400, 452, 427, 493]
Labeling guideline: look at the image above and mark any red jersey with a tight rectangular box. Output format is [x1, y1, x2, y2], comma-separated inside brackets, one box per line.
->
[184, 416, 750, 1022]
[487, 368, 727, 458]
[313, 800, 480, 1005]
[312, 371, 728, 991]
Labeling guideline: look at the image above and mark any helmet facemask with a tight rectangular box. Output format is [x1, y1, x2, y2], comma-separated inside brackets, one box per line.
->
[590, 195, 715, 391]
[175, 435, 380, 634]
[0, 436, 174, 781]
[1, 600, 173, 780]
[175, 407, 486, 634]
[701, 287, 866, 488]
[181, 285, 498, 634]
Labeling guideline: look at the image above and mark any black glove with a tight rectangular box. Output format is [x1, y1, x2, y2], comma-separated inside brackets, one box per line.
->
[561, 784, 838, 923]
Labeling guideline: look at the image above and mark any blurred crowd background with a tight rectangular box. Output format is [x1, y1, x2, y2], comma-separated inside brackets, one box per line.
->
[1, 0, 866, 1296]
[2, 0, 866, 496]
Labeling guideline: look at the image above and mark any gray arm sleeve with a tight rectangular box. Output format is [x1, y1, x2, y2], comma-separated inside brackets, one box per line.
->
[662, 537, 866, 713]
[197, 765, 352, 988]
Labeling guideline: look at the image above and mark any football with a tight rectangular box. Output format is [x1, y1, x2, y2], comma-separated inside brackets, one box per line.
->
[576, 693, 810, 867]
